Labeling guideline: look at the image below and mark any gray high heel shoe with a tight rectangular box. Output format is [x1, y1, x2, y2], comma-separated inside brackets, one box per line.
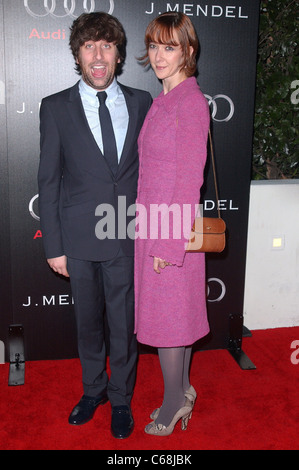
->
[184, 385, 197, 407]
[145, 405, 192, 436]
[150, 385, 197, 420]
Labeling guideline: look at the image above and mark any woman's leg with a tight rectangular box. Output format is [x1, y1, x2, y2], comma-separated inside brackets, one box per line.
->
[182, 345, 192, 392]
[155, 347, 187, 427]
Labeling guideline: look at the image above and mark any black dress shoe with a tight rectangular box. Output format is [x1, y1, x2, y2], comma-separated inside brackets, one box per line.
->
[111, 405, 134, 439]
[68, 393, 108, 425]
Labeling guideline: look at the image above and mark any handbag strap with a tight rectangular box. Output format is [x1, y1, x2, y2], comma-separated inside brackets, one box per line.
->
[176, 113, 221, 218]
[208, 130, 221, 219]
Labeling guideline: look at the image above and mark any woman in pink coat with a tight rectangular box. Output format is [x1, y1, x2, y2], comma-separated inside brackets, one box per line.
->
[135, 12, 210, 436]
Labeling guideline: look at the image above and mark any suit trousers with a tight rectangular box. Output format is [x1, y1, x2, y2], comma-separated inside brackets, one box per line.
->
[67, 249, 137, 407]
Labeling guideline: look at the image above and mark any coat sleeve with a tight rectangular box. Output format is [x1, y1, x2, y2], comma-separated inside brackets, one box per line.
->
[38, 98, 64, 259]
[148, 91, 210, 266]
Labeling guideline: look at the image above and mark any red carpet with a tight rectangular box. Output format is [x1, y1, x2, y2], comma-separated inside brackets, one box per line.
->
[0, 327, 298, 450]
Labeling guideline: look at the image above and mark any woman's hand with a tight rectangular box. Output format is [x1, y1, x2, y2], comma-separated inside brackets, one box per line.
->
[153, 257, 172, 274]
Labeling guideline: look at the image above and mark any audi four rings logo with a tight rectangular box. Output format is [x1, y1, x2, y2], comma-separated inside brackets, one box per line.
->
[207, 278, 226, 303]
[24, 0, 115, 18]
[205, 94, 235, 122]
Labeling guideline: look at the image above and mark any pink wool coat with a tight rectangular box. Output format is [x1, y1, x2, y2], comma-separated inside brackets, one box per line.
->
[134, 77, 210, 347]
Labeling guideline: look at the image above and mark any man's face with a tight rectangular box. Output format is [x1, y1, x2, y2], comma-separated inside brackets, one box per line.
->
[76, 39, 120, 90]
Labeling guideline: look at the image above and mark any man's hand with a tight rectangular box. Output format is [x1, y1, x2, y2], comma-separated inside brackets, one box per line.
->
[47, 255, 69, 277]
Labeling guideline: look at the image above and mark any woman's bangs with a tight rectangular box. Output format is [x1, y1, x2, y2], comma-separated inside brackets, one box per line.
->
[146, 23, 179, 46]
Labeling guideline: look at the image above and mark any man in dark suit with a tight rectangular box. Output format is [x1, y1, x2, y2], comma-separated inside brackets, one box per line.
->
[38, 12, 152, 439]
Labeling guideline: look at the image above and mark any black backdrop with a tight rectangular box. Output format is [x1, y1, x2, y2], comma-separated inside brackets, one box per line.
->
[0, 0, 260, 361]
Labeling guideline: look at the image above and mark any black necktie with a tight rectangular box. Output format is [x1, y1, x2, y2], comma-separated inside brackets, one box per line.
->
[97, 91, 118, 176]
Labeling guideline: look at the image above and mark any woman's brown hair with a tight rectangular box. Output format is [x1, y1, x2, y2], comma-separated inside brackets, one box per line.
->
[140, 12, 199, 77]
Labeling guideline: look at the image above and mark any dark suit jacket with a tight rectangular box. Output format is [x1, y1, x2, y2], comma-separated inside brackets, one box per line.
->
[38, 81, 152, 262]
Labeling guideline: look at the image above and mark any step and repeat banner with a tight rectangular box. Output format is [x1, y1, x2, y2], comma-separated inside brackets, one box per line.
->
[0, 0, 260, 360]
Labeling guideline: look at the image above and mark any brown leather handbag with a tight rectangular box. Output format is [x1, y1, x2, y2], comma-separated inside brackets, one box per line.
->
[186, 130, 226, 253]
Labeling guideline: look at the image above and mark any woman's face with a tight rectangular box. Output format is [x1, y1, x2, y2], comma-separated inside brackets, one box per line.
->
[148, 31, 192, 89]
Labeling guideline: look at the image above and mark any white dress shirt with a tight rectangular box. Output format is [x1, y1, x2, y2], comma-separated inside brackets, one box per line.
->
[79, 78, 129, 162]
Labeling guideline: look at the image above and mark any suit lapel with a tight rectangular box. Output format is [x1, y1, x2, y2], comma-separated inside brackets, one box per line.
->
[117, 83, 138, 174]
[66, 82, 115, 175]
[67, 82, 95, 147]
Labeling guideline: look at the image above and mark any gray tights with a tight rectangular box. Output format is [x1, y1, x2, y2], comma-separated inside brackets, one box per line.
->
[155, 346, 192, 427]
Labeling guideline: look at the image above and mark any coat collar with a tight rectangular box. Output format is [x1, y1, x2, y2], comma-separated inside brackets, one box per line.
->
[154, 77, 198, 113]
